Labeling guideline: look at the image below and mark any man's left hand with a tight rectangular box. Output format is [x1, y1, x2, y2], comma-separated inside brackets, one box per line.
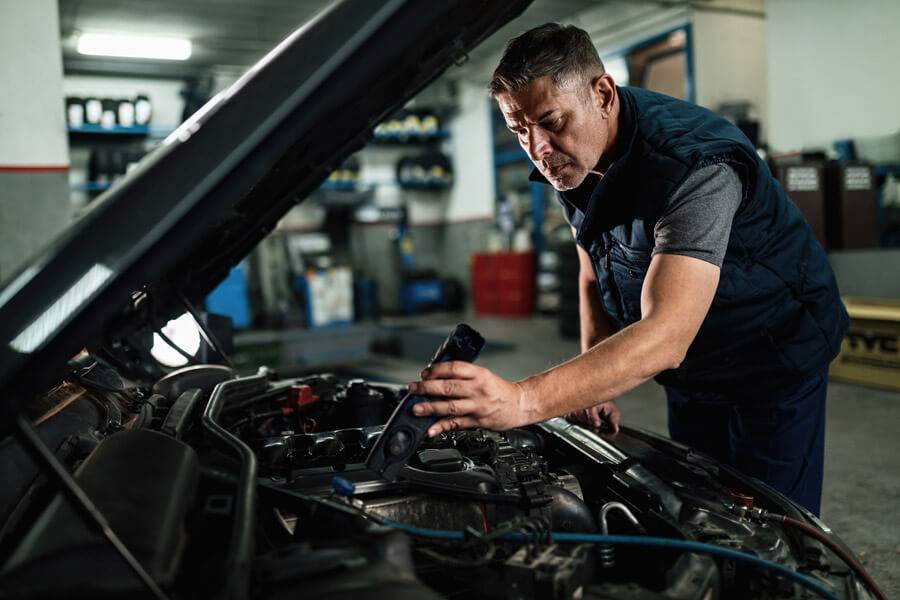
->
[565, 400, 620, 433]
[407, 361, 534, 437]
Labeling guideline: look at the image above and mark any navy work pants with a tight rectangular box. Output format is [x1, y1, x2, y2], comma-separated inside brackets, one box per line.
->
[665, 367, 828, 516]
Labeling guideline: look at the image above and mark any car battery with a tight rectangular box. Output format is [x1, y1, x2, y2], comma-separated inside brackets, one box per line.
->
[825, 162, 879, 249]
[776, 163, 827, 248]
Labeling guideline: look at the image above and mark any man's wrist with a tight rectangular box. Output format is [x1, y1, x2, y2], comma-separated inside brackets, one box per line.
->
[515, 377, 542, 425]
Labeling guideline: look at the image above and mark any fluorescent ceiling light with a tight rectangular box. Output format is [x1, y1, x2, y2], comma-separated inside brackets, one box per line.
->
[77, 32, 192, 61]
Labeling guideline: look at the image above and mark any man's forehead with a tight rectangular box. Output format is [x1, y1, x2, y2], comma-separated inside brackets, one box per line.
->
[497, 77, 570, 123]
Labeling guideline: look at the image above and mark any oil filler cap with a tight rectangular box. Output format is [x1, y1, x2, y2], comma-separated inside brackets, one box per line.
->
[729, 490, 754, 508]
[417, 448, 465, 472]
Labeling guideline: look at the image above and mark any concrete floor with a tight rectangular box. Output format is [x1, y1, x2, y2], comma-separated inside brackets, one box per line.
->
[368, 312, 900, 597]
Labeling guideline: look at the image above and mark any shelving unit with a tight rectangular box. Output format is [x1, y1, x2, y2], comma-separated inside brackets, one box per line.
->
[319, 181, 359, 191]
[68, 124, 149, 136]
[72, 181, 114, 192]
[490, 122, 548, 257]
[370, 130, 449, 145]
[313, 187, 375, 209]
[67, 119, 179, 195]
[493, 147, 529, 168]
[397, 181, 451, 191]
[67, 122, 154, 199]
[490, 106, 558, 315]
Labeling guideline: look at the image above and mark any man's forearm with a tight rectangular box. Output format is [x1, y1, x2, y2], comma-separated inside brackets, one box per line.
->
[410, 255, 717, 437]
[519, 316, 684, 423]
[579, 276, 614, 352]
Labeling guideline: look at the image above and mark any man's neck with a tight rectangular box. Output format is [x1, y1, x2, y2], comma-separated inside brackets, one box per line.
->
[593, 94, 621, 176]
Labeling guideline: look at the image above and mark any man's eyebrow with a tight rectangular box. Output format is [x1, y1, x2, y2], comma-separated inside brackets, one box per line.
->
[506, 110, 558, 132]
[536, 110, 558, 123]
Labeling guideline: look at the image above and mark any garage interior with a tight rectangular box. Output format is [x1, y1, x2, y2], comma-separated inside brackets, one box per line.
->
[1, 0, 898, 597]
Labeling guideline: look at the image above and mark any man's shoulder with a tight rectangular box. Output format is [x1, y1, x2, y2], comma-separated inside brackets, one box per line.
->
[623, 86, 710, 123]
[623, 87, 756, 170]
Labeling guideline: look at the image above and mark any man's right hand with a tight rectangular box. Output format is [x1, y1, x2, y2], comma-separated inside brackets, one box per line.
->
[565, 400, 620, 433]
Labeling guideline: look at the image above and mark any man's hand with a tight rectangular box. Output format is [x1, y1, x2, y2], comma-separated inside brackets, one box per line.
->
[565, 400, 620, 433]
[407, 361, 535, 437]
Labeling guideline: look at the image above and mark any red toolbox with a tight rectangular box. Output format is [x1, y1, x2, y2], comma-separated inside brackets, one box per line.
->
[471, 251, 535, 317]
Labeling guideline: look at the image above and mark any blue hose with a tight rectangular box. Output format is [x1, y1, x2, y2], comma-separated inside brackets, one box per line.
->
[382, 519, 839, 600]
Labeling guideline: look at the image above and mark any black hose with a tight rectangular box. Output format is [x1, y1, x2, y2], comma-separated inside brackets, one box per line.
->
[772, 514, 888, 600]
[201, 372, 268, 600]
[179, 290, 235, 370]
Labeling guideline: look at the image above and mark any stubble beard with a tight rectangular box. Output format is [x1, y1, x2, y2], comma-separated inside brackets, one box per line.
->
[546, 164, 587, 191]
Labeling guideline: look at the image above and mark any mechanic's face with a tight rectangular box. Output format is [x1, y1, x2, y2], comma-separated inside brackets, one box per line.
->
[497, 74, 616, 191]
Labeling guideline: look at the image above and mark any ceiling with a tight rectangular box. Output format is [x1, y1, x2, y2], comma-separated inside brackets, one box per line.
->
[58, 0, 335, 78]
[57, 0, 600, 82]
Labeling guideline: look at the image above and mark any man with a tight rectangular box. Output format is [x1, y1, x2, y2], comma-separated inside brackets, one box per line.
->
[407, 23, 848, 515]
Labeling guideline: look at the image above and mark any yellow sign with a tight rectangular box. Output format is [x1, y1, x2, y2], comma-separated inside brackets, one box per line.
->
[831, 298, 900, 391]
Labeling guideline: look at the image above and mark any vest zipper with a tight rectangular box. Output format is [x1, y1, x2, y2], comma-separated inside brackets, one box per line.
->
[606, 238, 619, 269]
[595, 239, 626, 322]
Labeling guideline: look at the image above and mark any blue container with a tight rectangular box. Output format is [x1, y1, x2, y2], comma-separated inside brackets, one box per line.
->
[354, 278, 379, 320]
[400, 279, 444, 315]
[206, 264, 252, 329]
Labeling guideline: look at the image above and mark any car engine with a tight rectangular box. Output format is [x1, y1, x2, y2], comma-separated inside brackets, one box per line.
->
[0, 361, 871, 599]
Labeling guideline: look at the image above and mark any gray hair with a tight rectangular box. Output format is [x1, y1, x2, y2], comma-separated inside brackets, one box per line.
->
[489, 23, 605, 97]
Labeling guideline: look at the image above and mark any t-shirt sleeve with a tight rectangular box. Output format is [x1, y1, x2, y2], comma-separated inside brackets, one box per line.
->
[651, 163, 743, 267]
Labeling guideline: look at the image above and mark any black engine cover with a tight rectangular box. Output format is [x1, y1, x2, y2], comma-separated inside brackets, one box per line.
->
[1, 429, 199, 597]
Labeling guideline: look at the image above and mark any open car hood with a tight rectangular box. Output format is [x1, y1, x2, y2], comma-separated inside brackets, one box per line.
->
[0, 0, 531, 416]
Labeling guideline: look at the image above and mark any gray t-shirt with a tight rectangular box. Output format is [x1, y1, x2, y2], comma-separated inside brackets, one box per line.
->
[651, 163, 742, 267]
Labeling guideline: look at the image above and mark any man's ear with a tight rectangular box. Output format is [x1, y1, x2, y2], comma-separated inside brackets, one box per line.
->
[593, 73, 616, 117]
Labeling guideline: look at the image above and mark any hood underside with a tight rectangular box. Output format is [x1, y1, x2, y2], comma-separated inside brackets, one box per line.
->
[0, 0, 531, 415]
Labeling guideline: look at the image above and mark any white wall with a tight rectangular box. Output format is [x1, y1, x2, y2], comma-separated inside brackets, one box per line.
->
[692, 8, 767, 135]
[767, 0, 900, 152]
[0, 0, 68, 167]
[447, 81, 495, 222]
[0, 0, 72, 282]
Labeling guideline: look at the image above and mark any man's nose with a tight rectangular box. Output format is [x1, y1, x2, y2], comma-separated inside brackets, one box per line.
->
[525, 129, 552, 162]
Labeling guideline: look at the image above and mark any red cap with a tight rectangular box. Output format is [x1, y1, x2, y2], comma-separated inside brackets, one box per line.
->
[289, 384, 318, 409]
[730, 490, 755, 508]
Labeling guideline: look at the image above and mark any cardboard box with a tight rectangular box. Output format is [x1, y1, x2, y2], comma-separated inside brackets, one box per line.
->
[296, 267, 354, 328]
[830, 298, 900, 391]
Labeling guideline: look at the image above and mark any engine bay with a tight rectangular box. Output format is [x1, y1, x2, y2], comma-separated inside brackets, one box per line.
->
[0, 360, 868, 599]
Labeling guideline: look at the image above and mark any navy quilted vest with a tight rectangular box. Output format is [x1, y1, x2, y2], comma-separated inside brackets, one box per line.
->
[533, 86, 848, 393]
